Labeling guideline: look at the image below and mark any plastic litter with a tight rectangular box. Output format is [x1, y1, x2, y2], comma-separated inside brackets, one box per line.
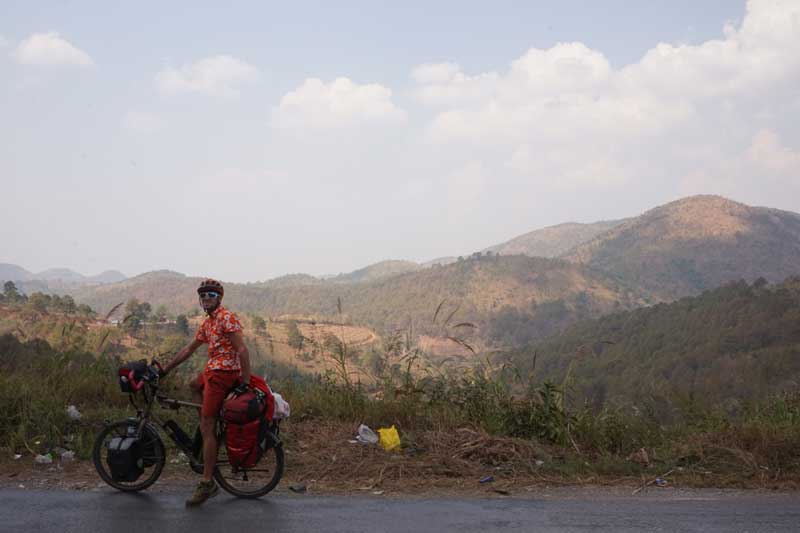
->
[34, 454, 53, 465]
[289, 483, 307, 494]
[654, 478, 668, 487]
[66, 405, 82, 420]
[61, 451, 76, 463]
[377, 425, 401, 452]
[356, 424, 379, 444]
[273, 392, 291, 419]
[479, 475, 494, 484]
[170, 452, 189, 464]
[535, 459, 545, 467]
[13, 454, 22, 460]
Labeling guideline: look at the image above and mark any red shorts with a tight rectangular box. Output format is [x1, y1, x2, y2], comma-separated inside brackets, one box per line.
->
[193, 370, 241, 418]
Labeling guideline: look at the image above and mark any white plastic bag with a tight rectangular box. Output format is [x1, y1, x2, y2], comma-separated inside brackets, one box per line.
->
[273, 392, 291, 420]
[356, 424, 378, 444]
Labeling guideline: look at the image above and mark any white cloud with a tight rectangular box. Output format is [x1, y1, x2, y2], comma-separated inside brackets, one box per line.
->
[412, 0, 800, 190]
[0, 35, 8, 48]
[11, 32, 94, 67]
[745, 129, 800, 178]
[412, 62, 499, 108]
[155, 55, 258, 97]
[273, 77, 406, 131]
[122, 111, 165, 133]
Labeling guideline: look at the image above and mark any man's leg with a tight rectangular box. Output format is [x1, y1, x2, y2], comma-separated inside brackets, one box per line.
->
[186, 372, 220, 506]
[190, 374, 204, 408]
[200, 415, 217, 481]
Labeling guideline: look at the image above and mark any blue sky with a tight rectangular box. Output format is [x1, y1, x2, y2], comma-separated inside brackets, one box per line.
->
[3, 1, 799, 282]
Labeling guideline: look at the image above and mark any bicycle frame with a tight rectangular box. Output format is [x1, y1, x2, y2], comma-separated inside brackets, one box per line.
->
[126, 375, 221, 470]
[124, 369, 281, 471]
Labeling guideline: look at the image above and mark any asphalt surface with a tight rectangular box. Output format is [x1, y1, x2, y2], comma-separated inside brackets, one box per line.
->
[1, 488, 799, 532]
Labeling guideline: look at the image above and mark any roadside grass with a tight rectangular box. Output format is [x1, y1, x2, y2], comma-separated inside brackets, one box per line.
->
[1, 332, 799, 488]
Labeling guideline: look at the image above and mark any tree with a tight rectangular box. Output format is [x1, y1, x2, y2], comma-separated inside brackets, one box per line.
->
[62, 295, 77, 314]
[286, 320, 304, 351]
[251, 314, 266, 333]
[77, 303, 94, 316]
[3, 281, 21, 302]
[153, 305, 169, 323]
[123, 298, 152, 333]
[28, 292, 51, 313]
[176, 314, 190, 336]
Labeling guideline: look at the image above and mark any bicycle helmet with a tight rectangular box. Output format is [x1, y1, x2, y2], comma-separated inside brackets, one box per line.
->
[197, 278, 224, 296]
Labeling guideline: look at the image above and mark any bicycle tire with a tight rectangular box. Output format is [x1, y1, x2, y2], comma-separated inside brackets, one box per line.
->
[92, 420, 166, 492]
[213, 435, 284, 498]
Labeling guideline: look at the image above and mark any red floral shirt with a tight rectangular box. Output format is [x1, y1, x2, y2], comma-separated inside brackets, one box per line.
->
[195, 305, 243, 372]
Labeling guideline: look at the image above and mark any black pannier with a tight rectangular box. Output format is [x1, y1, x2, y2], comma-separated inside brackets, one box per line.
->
[118, 361, 149, 393]
[106, 435, 144, 482]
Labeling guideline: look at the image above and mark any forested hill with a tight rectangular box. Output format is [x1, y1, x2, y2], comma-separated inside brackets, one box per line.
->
[509, 277, 800, 412]
[562, 195, 800, 299]
[484, 219, 626, 258]
[70, 255, 649, 340]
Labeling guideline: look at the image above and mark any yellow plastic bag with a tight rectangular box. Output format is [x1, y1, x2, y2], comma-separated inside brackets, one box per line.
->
[378, 425, 401, 452]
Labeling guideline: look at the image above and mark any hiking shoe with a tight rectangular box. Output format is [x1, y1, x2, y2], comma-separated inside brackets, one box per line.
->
[185, 479, 219, 507]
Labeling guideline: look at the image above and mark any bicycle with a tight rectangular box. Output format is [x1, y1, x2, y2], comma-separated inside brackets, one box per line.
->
[92, 360, 284, 498]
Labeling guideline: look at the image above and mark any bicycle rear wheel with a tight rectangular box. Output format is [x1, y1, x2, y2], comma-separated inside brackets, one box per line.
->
[213, 431, 284, 498]
[93, 420, 166, 492]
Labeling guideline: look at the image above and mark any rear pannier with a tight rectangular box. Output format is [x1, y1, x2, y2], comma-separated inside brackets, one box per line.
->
[222, 389, 266, 425]
[222, 376, 279, 469]
[225, 419, 263, 468]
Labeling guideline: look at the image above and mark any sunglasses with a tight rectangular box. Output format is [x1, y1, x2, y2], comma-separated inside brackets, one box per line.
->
[199, 291, 221, 299]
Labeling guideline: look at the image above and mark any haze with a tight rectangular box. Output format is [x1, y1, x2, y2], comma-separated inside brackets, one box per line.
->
[2, 0, 799, 282]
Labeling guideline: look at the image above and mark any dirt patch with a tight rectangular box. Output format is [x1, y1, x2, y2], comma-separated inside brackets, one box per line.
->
[4, 420, 798, 496]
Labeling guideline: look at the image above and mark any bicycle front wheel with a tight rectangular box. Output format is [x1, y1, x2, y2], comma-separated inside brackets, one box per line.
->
[214, 433, 284, 498]
[92, 420, 166, 492]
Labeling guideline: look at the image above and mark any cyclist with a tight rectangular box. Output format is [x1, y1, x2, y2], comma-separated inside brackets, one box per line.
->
[162, 278, 252, 506]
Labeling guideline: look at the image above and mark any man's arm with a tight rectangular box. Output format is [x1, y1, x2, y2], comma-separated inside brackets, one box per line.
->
[230, 331, 251, 385]
[163, 339, 203, 375]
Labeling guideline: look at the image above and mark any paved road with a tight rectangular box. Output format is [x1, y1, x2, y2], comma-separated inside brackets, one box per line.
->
[1, 488, 799, 532]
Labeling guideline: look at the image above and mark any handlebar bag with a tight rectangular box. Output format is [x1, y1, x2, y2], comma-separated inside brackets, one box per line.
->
[118, 361, 149, 393]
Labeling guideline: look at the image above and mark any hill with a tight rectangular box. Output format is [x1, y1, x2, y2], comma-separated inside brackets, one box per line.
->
[70, 255, 650, 350]
[507, 277, 800, 414]
[562, 195, 800, 299]
[0, 264, 127, 285]
[0, 264, 32, 282]
[327, 260, 422, 283]
[36, 268, 87, 283]
[484, 220, 626, 258]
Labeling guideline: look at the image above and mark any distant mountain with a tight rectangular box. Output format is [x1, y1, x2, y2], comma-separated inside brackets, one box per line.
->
[484, 220, 627, 258]
[71, 270, 197, 316]
[252, 273, 323, 289]
[36, 268, 86, 283]
[0, 264, 127, 286]
[328, 260, 422, 283]
[72, 255, 650, 346]
[562, 195, 800, 299]
[0, 264, 32, 282]
[87, 270, 127, 284]
[422, 256, 458, 267]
